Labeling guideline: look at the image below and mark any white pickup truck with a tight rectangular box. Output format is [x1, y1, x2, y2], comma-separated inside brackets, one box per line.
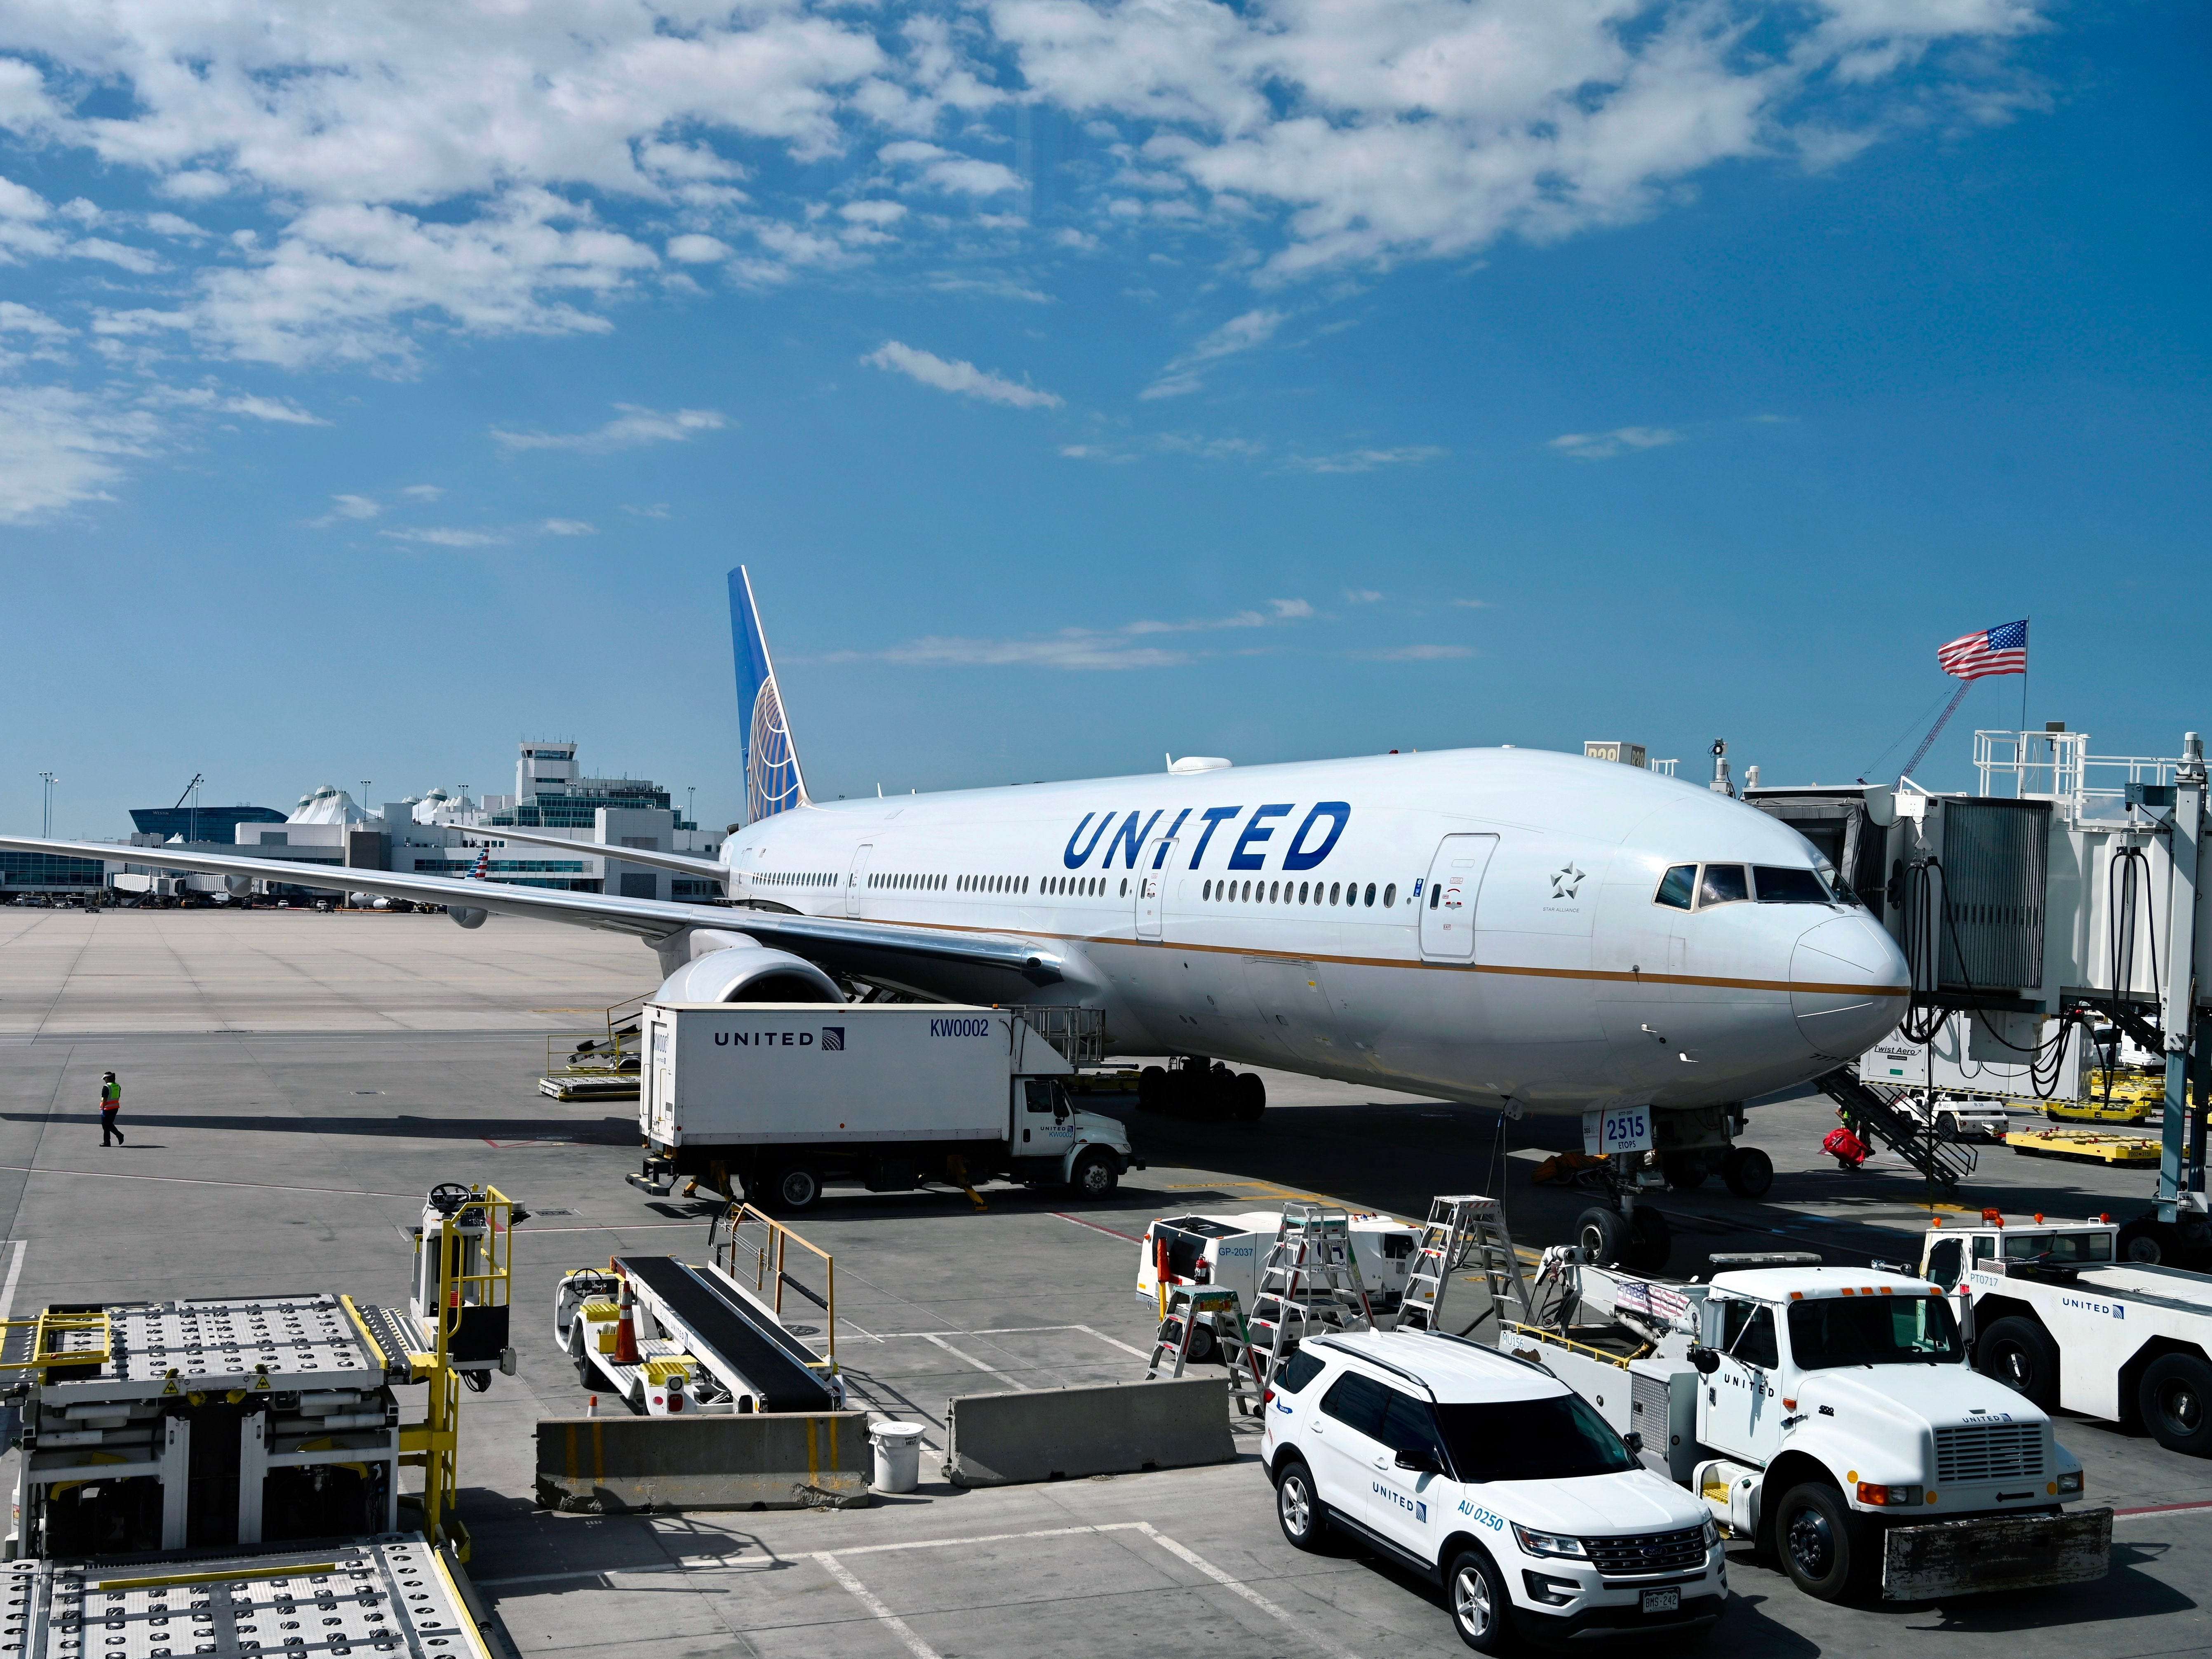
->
[1918, 1214, 2212, 1456]
[1499, 1257, 2109, 1603]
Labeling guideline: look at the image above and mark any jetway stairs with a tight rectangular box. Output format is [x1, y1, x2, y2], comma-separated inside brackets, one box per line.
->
[1814, 1067, 1976, 1192]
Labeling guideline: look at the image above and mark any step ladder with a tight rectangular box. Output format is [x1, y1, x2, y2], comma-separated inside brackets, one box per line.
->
[1222, 1203, 1375, 1387]
[1815, 1067, 1975, 1191]
[1396, 1194, 1534, 1337]
[1145, 1285, 1265, 1416]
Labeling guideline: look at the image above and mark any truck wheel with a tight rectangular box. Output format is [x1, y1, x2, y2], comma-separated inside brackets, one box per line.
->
[2138, 1353, 2212, 1456]
[770, 1164, 823, 1213]
[1662, 1153, 1708, 1190]
[1234, 1072, 1267, 1122]
[1068, 1148, 1118, 1199]
[1976, 1315, 2060, 1410]
[2117, 1218, 2170, 1265]
[1274, 1458, 1333, 1553]
[1138, 1066, 1168, 1113]
[1936, 1115, 1961, 1143]
[1444, 1548, 1514, 1654]
[1722, 1146, 1774, 1199]
[1626, 1206, 1671, 1272]
[1775, 1482, 1863, 1602]
[1576, 1206, 1630, 1267]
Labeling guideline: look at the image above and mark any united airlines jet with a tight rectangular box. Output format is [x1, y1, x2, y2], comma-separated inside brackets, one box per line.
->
[2, 568, 1907, 1261]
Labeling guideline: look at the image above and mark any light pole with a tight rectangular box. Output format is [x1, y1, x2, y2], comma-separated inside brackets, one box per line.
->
[687, 786, 696, 830]
[38, 773, 55, 838]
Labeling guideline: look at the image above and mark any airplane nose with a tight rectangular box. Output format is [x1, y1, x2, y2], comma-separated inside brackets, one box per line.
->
[1790, 913, 1911, 1060]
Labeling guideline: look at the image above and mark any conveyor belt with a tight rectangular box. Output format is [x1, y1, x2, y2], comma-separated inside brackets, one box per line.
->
[615, 1256, 834, 1413]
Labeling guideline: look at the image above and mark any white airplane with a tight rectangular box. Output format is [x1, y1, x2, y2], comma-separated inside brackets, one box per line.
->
[2, 567, 1907, 1261]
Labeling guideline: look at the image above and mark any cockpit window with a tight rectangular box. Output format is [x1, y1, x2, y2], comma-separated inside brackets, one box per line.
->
[1753, 866, 1830, 904]
[1655, 865, 1696, 910]
[1697, 864, 1749, 907]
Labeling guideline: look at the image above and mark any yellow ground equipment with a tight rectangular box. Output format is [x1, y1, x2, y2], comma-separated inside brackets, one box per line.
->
[2007, 1127, 2163, 1165]
[2043, 1071, 2161, 1125]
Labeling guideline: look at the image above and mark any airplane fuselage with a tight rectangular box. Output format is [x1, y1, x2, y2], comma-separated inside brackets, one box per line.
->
[720, 746, 1909, 1117]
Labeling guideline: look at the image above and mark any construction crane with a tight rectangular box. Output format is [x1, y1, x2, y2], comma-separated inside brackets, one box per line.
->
[1900, 681, 1975, 781]
[172, 772, 205, 842]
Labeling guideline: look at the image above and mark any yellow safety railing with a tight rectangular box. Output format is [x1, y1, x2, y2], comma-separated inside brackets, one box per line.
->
[0, 1309, 113, 1380]
[715, 1203, 836, 1374]
[1498, 1320, 1647, 1367]
[402, 1184, 515, 1561]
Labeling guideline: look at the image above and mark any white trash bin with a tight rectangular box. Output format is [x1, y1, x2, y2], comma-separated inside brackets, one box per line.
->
[870, 1420, 927, 1493]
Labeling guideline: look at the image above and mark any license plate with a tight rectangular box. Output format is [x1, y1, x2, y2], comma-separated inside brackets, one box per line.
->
[1641, 1588, 1681, 1615]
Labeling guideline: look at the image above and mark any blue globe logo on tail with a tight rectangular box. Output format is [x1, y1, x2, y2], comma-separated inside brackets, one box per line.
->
[730, 566, 810, 825]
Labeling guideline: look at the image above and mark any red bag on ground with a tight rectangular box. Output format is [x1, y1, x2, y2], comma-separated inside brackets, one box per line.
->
[1822, 1126, 1869, 1169]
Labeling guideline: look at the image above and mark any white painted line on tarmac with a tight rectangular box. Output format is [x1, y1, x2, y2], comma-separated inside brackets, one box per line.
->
[0, 1241, 24, 1327]
[815, 1552, 942, 1659]
[815, 1520, 1358, 1659]
[0, 1165, 415, 1199]
[1072, 1323, 1152, 1359]
[1133, 1521, 1360, 1659]
[918, 1332, 1025, 1390]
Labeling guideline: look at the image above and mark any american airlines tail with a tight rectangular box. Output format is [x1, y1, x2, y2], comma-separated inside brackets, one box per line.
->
[730, 566, 809, 825]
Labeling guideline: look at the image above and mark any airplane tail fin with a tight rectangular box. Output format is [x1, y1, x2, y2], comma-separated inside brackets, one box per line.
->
[729, 566, 810, 824]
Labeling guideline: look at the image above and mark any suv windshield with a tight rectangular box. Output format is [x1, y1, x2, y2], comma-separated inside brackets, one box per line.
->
[1432, 1395, 1636, 1482]
[1787, 1295, 1963, 1370]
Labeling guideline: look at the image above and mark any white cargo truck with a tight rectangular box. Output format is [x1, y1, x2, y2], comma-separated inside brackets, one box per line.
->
[1497, 1254, 2109, 1603]
[1861, 1014, 2084, 1107]
[1917, 1214, 2212, 1456]
[634, 1002, 1138, 1212]
[1135, 1209, 1418, 1359]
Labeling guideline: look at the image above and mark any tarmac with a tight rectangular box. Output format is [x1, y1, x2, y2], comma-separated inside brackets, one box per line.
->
[2, 905, 2209, 1657]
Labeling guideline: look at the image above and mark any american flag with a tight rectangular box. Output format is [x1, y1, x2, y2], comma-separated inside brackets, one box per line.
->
[1937, 619, 2028, 681]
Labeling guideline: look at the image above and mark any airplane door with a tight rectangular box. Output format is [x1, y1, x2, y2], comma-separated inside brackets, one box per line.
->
[1135, 837, 1176, 939]
[845, 843, 874, 918]
[1419, 834, 1497, 962]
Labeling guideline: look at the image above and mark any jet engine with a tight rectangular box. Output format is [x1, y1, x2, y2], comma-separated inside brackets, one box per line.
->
[652, 941, 842, 1004]
[449, 906, 488, 929]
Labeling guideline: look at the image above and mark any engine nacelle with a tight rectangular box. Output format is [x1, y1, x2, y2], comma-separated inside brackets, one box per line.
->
[223, 874, 256, 898]
[653, 942, 842, 1005]
[449, 906, 488, 930]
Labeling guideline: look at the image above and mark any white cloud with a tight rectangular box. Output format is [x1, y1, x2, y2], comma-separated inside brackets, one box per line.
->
[0, 302, 68, 339]
[1142, 307, 1290, 398]
[313, 494, 383, 525]
[146, 385, 327, 425]
[1450, 598, 1489, 609]
[1284, 445, 1446, 473]
[491, 404, 730, 452]
[1349, 643, 1475, 661]
[400, 484, 443, 500]
[380, 527, 507, 548]
[666, 234, 731, 264]
[877, 140, 1025, 197]
[0, 387, 158, 523]
[827, 594, 1318, 669]
[1549, 426, 1684, 460]
[863, 340, 1062, 409]
[540, 518, 597, 535]
[1345, 588, 1384, 603]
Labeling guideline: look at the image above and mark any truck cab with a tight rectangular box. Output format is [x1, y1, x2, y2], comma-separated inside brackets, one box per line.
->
[1689, 1266, 2097, 1600]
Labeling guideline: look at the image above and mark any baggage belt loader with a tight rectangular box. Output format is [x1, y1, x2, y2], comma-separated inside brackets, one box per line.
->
[1497, 1248, 2109, 1603]
[1919, 1213, 2212, 1456]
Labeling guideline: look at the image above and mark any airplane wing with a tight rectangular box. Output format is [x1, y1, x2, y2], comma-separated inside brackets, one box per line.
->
[465, 823, 728, 883]
[0, 835, 1064, 986]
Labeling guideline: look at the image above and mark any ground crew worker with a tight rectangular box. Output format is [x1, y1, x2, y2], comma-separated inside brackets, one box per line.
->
[99, 1071, 124, 1146]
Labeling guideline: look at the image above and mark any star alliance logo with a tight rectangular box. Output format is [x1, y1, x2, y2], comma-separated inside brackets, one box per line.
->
[1550, 863, 1587, 899]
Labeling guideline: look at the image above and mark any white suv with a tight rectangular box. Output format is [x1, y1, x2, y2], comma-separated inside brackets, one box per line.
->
[1262, 1330, 1725, 1652]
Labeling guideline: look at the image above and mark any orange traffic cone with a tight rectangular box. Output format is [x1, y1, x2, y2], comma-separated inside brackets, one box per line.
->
[613, 1276, 641, 1365]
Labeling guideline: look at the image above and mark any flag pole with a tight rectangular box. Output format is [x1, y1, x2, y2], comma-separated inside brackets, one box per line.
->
[2019, 614, 2029, 731]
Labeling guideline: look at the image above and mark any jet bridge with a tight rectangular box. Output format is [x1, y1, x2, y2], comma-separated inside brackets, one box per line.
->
[1748, 727, 2212, 1264]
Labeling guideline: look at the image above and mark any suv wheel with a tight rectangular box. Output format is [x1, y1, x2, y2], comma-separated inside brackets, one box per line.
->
[1275, 1458, 1330, 1553]
[1446, 1548, 1514, 1653]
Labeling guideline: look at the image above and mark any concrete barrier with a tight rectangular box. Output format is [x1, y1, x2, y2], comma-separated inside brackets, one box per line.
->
[943, 1377, 1234, 1488]
[534, 1411, 872, 1513]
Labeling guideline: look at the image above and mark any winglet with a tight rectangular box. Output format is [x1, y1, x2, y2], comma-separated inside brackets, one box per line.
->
[729, 566, 810, 824]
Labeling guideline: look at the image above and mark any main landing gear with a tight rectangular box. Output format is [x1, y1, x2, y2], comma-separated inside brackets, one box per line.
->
[1138, 1056, 1266, 1122]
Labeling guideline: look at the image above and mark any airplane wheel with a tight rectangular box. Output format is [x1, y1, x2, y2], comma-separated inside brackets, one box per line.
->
[1234, 1073, 1267, 1123]
[1138, 1066, 1168, 1113]
[1661, 1153, 1708, 1190]
[1576, 1207, 1629, 1267]
[1722, 1146, 1774, 1199]
[1626, 1207, 1671, 1272]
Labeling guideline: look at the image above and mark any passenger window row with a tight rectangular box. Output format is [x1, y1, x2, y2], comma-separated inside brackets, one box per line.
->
[870, 872, 949, 892]
[760, 871, 834, 887]
[1654, 862, 1838, 911]
[1202, 878, 1398, 908]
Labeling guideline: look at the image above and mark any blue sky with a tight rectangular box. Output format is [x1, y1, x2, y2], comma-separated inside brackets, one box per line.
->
[0, 0, 2205, 837]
